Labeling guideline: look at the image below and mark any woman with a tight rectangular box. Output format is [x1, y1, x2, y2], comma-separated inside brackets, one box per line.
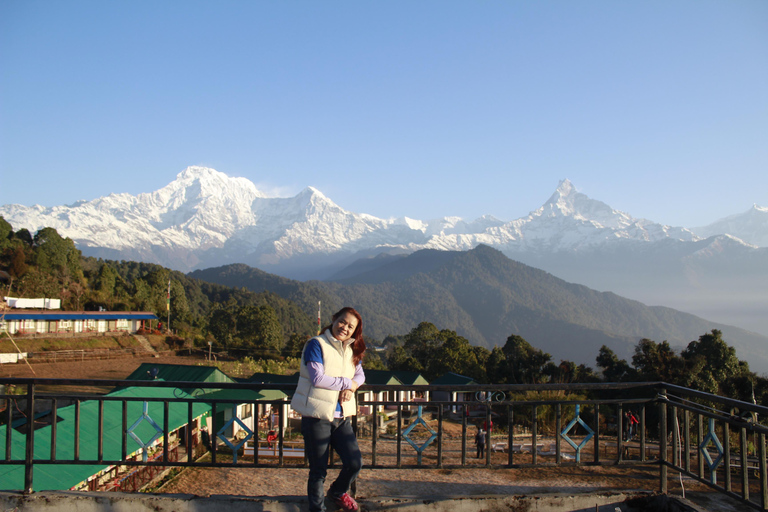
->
[291, 307, 366, 512]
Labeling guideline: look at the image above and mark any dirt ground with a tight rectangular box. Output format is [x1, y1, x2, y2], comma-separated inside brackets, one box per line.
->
[1, 353, 209, 383]
[0, 353, 749, 511]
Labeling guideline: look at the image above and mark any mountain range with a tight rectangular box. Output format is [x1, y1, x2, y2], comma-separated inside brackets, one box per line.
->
[2, 166, 766, 337]
[189, 245, 768, 373]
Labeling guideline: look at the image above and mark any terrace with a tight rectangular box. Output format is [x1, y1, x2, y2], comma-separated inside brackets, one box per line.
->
[1, 378, 766, 511]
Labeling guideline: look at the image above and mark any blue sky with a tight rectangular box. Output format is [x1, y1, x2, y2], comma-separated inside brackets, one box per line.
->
[1, 0, 766, 227]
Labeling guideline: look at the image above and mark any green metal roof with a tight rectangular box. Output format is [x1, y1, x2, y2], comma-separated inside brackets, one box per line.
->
[201, 388, 288, 407]
[246, 372, 299, 385]
[430, 372, 478, 385]
[391, 371, 429, 385]
[363, 370, 404, 386]
[124, 363, 235, 384]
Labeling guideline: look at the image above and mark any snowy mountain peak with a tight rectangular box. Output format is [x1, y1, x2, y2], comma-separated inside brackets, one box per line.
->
[535, 179, 623, 226]
[163, 166, 265, 201]
[692, 203, 768, 247]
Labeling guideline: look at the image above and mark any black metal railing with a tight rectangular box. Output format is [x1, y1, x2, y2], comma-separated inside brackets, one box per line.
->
[1, 378, 766, 510]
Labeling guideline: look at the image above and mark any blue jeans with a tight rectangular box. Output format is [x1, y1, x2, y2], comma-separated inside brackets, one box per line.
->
[301, 416, 362, 512]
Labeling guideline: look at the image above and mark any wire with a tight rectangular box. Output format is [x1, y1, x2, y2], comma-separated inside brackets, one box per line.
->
[673, 410, 685, 499]
[664, 392, 734, 420]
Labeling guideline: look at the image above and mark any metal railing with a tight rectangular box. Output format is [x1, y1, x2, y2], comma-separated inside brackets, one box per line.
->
[1, 378, 766, 510]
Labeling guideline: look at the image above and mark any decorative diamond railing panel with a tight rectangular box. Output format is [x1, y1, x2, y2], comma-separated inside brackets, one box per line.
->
[560, 404, 594, 463]
[126, 402, 164, 462]
[401, 405, 437, 464]
[216, 416, 254, 463]
[699, 417, 724, 484]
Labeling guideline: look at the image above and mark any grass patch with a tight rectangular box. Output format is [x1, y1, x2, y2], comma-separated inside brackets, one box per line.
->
[0, 335, 137, 353]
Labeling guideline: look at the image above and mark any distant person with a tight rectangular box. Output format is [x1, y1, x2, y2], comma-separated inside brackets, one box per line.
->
[475, 428, 486, 459]
[623, 411, 631, 441]
[628, 411, 639, 441]
[291, 307, 366, 512]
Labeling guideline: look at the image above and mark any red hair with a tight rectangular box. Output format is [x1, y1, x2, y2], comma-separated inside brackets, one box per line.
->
[322, 306, 366, 366]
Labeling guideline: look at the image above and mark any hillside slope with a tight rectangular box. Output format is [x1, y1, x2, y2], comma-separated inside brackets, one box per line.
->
[190, 246, 768, 372]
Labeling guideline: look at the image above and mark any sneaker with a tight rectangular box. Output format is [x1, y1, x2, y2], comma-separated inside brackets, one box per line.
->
[331, 492, 358, 512]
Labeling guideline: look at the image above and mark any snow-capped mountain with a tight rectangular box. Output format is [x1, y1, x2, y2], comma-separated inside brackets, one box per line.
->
[2, 166, 766, 337]
[692, 205, 768, 248]
[2, 166, 765, 266]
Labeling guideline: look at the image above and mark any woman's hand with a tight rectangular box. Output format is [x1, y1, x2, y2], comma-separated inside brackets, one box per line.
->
[339, 389, 354, 402]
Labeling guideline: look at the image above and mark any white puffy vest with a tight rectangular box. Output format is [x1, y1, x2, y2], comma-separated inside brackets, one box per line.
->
[291, 330, 357, 421]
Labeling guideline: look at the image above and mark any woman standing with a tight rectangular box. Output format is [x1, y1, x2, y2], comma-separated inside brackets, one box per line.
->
[291, 307, 366, 512]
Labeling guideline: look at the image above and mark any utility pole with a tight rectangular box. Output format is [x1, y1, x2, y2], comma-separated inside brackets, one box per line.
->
[166, 279, 171, 333]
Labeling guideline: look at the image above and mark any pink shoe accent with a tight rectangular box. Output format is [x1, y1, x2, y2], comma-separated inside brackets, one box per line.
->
[333, 492, 358, 512]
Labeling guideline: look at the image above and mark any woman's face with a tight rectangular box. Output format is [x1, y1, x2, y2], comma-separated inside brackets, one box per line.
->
[332, 312, 358, 342]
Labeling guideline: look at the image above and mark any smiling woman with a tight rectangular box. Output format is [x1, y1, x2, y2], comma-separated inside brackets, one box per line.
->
[291, 307, 367, 512]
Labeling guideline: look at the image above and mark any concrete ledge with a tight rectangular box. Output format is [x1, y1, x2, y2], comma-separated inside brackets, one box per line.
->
[0, 490, 703, 512]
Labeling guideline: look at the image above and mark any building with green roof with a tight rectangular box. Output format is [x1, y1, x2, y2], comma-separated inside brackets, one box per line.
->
[1, 364, 293, 492]
[0, 385, 211, 492]
[430, 372, 478, 412]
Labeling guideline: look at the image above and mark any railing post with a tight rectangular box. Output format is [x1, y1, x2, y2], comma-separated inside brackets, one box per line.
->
[396, 403, 402, 468]
[437, 405, 443, 468]
[594, 404, 600, 464]
[484, 403, 491, 466]
[555, 403, 561, 464]
[461, 403, 467, 466]
[24, 382, 35, 494]
[683, 409, 690, 473]
[618, 403, 624, 463]
[723, 420, 731, 493]
[741, 426, 749, 502]
[507, 404, 514, 467]
[640, 405, 646, 462]
[372, 399, 378, 467]
[759, 432, 767, 510]
[659, 387, 668, 494]
[531, 405, 538, 466]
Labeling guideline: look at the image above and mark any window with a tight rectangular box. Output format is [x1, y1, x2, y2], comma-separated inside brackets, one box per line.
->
[242, 404, 253, 419]
[116, 319, 129, 331]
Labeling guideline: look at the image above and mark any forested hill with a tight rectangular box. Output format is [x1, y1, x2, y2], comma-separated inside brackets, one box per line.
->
[189, 245, 768, 371]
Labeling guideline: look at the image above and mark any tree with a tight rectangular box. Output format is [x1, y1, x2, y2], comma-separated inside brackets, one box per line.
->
[682, 330, 749, 394]
[33, 227, 82, 279]
[502, 334, 553, 384]
[208, 308, 237, 350]
[14, 228, 33, 247]
[485, 346, 508, 384]
[0, 216, 12, 250]
[403, 322, 443, 364]
[237, 304, 283, 354]
[283, 332, 308, 359]
[8, 245, 28, 278]
[543, 360, 579, 384]
[596, 345, 635, 382]
[430, 335, 486, 382]
[387, 345, 424, 373]
[632, 339, 685, 383]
